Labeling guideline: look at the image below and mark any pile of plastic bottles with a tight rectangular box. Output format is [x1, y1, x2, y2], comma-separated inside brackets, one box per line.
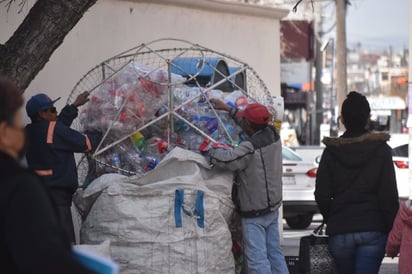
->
[79, 62, 184, 137]
[80, 62, 254, 177]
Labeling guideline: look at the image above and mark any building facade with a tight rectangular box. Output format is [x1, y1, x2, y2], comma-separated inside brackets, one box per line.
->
[1, 0, 288, 122]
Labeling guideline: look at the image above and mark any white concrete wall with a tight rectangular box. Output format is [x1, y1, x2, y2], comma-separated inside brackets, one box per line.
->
[1, 0, 288, 120]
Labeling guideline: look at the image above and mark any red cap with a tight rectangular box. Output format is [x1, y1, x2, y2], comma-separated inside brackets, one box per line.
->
[235, 103, 271, 124]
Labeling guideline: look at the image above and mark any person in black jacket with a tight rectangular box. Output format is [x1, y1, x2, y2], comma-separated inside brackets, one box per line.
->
[315, 91, 399, 274]
[25, 91, 101, 243]
[0, 78, 96, 274]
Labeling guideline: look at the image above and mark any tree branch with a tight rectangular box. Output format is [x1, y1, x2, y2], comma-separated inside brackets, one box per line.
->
[292, 0, 315, 13]
[0, 0, 97, 91]
[292, 0, 303, 12]
[0, 0, 27, 13]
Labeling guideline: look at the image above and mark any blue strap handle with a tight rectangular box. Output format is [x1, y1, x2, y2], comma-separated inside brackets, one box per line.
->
[174, 189, 184, 228]
[174, 189, 205, 228]
[195, 190, 205, 228]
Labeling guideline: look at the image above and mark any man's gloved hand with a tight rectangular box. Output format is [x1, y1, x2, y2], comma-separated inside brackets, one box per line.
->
[72, 91, 90, 107]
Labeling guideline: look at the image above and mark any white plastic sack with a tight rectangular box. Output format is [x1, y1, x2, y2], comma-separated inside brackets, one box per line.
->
[79, 148, 235, 274]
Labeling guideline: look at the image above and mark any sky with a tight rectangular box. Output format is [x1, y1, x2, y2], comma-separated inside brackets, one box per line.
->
[345, 0, 409, 52]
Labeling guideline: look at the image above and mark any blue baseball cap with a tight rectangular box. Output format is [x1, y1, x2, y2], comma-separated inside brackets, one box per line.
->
[26, 93, 61, 117]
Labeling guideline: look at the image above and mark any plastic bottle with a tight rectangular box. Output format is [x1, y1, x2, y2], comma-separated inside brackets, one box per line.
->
[117, 141, 145, 174]
[224, 90, 245, 106]
[144, 155, 159, 171]
[219, 113, 238, 139]
[223, 122, 235, 136]
[157, 140, 169, 154]
[206, 89, 224, 100]
[205, 118, 219, 134]
[131, 132, 145, 151]
[169, 132, 187, 149]
[114, 83, 132, 110]
[111, 150, 122, 174]
[192, 115, 207, 133]
[183, 131, 204, 152]
[145, 137, 162, 155]
[235, 95, 248, 110]
[198, 138, 212, 154]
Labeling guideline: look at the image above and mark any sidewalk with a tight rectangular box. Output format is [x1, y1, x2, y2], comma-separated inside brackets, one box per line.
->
[281, 236, 399, 274]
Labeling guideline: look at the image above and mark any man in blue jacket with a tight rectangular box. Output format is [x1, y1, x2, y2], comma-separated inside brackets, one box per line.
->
[25, 91, 101, 243]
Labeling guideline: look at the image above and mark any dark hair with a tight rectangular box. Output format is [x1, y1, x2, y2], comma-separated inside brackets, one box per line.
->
[341, 91, 370, 131]
[0, 78, 24, 124]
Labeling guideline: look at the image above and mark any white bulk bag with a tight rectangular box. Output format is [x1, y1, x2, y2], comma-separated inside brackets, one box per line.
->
[79, 148, 235, 274]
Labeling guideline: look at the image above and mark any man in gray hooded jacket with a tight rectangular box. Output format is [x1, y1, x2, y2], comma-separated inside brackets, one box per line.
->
[207, 99, 288, 274]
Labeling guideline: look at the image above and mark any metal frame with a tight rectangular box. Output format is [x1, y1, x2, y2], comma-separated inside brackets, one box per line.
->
[69, 38, 273, 175]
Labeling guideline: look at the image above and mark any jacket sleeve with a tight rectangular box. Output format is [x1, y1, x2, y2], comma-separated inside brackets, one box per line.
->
[314, 148, 333, 222]
[385, 206, 403, 257]
[5, 174, 96, 274]
[378, 145, 400, 231]
[58, 104, 78, 126]
[208, 141, 254, 171]
[49, 122, 99, 153]
[84, 130, 103, 153]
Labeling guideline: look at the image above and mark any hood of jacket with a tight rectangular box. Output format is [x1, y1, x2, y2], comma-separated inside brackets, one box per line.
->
[322, 132, 390, 169]
[399, 200, 412, 227]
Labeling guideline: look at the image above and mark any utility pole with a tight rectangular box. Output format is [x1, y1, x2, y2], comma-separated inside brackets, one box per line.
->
[335, 0, 348, 119]
[314, 4, 324, 145]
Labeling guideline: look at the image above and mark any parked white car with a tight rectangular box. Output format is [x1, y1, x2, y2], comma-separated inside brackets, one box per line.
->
[391, 144, 409, 199]
[282, 146, 319, 229]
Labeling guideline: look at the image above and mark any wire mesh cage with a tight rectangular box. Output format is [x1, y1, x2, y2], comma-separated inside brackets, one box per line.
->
[68, 38, 276, 185]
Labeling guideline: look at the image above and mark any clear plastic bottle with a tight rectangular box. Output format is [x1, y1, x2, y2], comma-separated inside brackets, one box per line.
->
[235, 95, 248, 110]
[144, 137, 161, 155]
[182, 131, 204, 152]
[219, 112, 241, 143]
[169, 132, 187, 149]
[110, 149, 122, 174]
[117, 141, 145, 174]
[224, 90, 245, 106]
[144, 136, 170, 159]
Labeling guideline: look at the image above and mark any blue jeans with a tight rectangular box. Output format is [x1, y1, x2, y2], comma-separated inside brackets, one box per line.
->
[329, 231, 387, 274]
[241, 210, 289, 274]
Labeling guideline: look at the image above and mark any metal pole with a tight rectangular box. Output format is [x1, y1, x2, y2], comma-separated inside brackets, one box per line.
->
[335, 0, 348, 118]
[314, 36, 323, 145]
[167, 59, 174, 144]
[329, 39, 338, 137]
[314, 4, 324, 145]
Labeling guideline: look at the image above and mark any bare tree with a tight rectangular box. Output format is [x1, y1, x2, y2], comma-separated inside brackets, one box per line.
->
[0, 0, 97, 91]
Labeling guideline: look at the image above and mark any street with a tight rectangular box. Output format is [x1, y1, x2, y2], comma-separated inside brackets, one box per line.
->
[281, 215, 399, 274]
